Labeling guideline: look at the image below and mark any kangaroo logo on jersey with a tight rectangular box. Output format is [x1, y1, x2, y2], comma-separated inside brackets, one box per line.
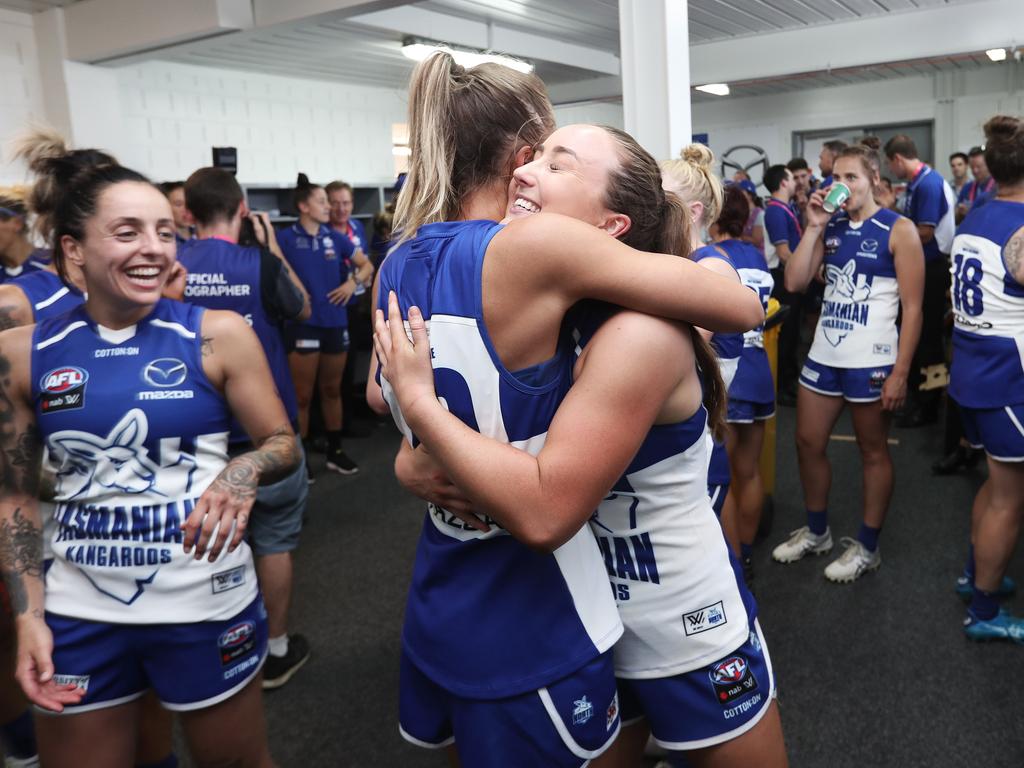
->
[572, 696, 594, 725]
[142, 358, 187, 388]
[709, 655, 758, 705]
[47, 408, 196, 501]
[40, 366, 88, 413]
[822, 259, 872, 347]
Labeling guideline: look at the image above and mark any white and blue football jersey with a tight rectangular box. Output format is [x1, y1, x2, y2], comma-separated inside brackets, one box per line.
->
[1, 250, 50, 284]
[691, 245, 741, 389]
[378, 221, 622, 699]
[31, 299, 257, 624]
[810, 208, 903, 368]
[949, 199, 1024, 409]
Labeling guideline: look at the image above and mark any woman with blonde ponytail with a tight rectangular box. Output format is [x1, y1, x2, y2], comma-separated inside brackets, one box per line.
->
[369, 50, 779, 765]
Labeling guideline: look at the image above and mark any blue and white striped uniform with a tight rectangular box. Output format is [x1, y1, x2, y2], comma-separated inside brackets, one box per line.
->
[574, 306, 774, 750]
[32, 300, 257, 623]
[12, 269, 83, 322]
[691, 245, 741, 513]
[379, 221, 621, 765]
[949, 199, 1024, 461]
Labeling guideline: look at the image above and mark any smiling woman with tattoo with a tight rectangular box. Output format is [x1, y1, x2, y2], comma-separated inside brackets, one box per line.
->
[0, 130, 298, 768]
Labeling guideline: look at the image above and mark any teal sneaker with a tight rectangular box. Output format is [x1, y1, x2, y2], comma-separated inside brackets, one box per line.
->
[964, 610, 1024, 644]
[955, 574, 1017, 601]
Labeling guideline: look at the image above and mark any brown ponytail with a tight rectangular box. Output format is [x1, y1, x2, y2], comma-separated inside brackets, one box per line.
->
[394, 52, 554, 246]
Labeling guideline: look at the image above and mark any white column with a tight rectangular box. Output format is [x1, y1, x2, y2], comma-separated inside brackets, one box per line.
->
[618, 0, 691, 160]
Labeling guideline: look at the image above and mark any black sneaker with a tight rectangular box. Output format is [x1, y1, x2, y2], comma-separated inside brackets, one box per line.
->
[262, 634, 311, 690]
[326, 448, 359, 475]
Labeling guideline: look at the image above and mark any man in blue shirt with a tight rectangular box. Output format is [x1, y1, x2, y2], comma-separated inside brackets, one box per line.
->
[885, 134, 956, 427]
[817, 140, 847, 190]
[956, 146, 996, 221]
[763, 164, 803, 405]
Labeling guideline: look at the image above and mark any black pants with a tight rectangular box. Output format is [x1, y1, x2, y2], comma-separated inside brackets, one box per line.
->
[907, 257, 950, 415]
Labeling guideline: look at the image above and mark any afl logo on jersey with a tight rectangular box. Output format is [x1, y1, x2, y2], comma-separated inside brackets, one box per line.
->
[40, 366, 88, 413]
[218, 620, 257, 667]
[711, 656, 747, 684]
[142, 358, 188, 388]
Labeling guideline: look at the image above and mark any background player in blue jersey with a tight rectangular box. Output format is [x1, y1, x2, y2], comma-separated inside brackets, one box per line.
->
[377, 122, 786, 767]
[181, 167, 315, 688]
[949, 116, 1024, 643]
[0, 260, 84, 330]
[773, 144, 924, 582]
[0, 191, 50, 284]
[158, 181, 194, 247]
[368, 54, 764, 768]
[277, 175, 359, 476]
[696, 187, 775, 586]
[1, 132, 300, 767]
[884, 135, 956, 428]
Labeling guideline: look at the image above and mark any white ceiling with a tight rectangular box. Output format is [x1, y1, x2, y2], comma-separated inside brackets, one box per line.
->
[3, 0, 1005, 102]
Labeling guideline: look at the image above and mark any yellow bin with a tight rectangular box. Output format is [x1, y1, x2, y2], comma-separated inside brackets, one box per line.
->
[758, 298, 785, 536]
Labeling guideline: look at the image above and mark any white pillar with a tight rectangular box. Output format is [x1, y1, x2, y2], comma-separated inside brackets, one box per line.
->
[618, 0, 691, 160]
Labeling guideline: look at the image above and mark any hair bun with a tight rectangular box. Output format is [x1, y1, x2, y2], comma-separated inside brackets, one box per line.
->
[296, 172, 311, 187]
[984, 115, 1022, 144]
[680, 143, 715, 170]
[8, 125, 68, 175]
[858, 135, 881, 151]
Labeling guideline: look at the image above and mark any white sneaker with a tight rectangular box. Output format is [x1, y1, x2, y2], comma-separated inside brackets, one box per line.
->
[5, 755, 41, 768]
[771, 526, 833, 563]
[824, 537, 881, 583]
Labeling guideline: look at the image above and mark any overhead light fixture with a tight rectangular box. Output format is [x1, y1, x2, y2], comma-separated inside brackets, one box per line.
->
[986, 48, 1007, 61]
[695, 83, 730, 96]
[401, 37, 534, 73]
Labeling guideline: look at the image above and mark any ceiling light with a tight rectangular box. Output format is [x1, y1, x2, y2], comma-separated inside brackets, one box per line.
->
[986, 48, 1007, 61]
[401, 38, 533, 73]
[695, 83, 730, 96]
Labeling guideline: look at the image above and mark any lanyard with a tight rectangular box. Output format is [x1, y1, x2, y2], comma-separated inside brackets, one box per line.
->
[767, 199, 802, 238]
[969, 177, 994, 202]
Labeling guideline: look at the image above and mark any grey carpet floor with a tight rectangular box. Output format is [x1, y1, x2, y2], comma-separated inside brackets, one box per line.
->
[178, 405, 1023, 767]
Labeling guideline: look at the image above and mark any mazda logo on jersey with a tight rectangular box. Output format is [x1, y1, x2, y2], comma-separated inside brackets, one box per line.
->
[142, 358, 187, 388]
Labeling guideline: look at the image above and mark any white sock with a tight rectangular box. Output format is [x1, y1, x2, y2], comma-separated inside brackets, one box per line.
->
[268, 634, 289, 658]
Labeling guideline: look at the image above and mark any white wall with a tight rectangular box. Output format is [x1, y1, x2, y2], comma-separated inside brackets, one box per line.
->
[0, 9, 46, 184]
[692, 64, 1024, 182]
[113, 60, 407, 185]
[554, 101, 624, 131]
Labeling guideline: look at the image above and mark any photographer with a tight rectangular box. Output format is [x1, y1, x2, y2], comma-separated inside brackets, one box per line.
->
[179, 167, 314, 690]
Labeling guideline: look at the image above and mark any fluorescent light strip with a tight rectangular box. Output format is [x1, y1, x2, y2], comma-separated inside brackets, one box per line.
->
[695, 83, 730, 96]
[401, 41, 533, 73]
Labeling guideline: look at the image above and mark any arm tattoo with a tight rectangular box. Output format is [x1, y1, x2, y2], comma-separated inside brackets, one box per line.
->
[0, 305, 19, 332]
[201, 336, 214, 357]
[1006, 231, 1024, 284]
[211, 426, 298, 497]
[0, 351, 41, 496]
[0, 507, 43, 616]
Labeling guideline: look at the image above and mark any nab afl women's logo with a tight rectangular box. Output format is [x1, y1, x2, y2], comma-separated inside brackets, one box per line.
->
[39, 366, 88, 414]
[42, 366, 88, 393]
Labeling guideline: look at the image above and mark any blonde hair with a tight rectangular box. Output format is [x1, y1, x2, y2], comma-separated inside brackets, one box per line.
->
[393, 52, 554, 246]
[661, 144, 723, 229]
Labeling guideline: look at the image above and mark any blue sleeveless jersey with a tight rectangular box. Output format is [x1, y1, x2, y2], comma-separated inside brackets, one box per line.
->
[692, 245, 741, 389]
[277, 223, 353, 327]
[177, 238, 299, 437]
[378, 221, 622, 698]
[810, 208, 902, 368]
[572, 307, 756, 678]
[31, 299, 257, 623]
[1, 251, 50, 284]
[949, 200, 1024, 408]
[12, 270, 83, 322]
[714, 239, 773, 404]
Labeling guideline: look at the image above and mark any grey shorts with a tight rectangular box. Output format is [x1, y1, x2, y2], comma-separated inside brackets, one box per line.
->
[231, 444, 308, 556]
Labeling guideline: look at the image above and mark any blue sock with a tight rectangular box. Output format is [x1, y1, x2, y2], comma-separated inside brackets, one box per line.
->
[0, 709, 37, 759]
[136, 755, 178, 768]
[964, 544, 975, 582]
[806, 509, 828, 536]
[857, 523, 881, 553]
[740, 542, 753, 560]
[969, 588, 1000, 622]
